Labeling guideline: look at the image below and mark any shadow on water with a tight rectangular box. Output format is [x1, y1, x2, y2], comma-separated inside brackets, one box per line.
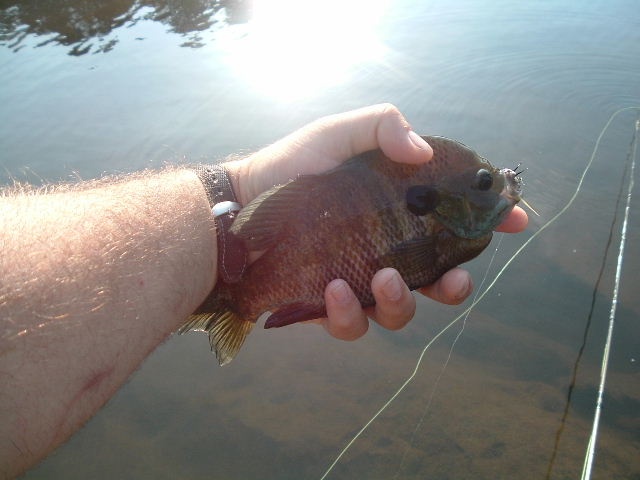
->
[0, 0, 252, 55]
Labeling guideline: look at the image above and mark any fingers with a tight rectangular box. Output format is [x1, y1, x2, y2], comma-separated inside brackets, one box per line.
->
[496, 205, 528, 233]
[322, 279, 369, 340]
[417, 268, 473, 305]
[368, 268, 416, 330]
[321, 268, 417, 341]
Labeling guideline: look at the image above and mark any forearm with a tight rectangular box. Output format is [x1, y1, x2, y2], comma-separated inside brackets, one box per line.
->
[0, 169, 216, 477]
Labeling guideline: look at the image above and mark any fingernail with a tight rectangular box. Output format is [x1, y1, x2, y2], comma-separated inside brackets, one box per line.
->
[408, 130, 432, 152]
[454, 277, 473, 302]
[382, 271, 403, 302]
[330, 280, 353, 305]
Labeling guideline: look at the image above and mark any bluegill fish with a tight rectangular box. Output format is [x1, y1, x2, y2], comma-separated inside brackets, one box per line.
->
[181, 136, 523, 365]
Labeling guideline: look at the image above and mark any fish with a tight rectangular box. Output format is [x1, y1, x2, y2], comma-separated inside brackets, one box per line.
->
[180, 136, 523, 365]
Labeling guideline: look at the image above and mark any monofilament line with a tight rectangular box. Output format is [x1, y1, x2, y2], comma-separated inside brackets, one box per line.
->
[392, 233, 504, 480]
[318, 106, 640, 480]
[580, 114, 638, 480]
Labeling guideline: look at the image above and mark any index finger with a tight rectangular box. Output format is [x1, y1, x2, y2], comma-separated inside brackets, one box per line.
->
[496, 206, 528, 233]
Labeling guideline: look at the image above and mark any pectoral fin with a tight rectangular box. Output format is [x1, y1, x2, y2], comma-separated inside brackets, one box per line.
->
[382, 237, 437, 278]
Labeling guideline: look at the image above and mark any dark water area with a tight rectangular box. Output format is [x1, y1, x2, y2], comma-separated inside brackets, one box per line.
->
[1, 0, 639, 478]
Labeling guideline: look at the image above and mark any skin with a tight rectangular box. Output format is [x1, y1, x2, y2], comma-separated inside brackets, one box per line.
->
[0, 104, 527, 478]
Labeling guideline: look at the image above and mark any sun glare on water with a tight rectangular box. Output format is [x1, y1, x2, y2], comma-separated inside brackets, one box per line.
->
[220, 0, 389, 101]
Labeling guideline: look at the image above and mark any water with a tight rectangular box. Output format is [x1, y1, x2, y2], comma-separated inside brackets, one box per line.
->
[1, 0, 639, 478]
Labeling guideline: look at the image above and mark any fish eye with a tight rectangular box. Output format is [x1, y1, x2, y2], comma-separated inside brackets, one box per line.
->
[474, 169, 493, 191]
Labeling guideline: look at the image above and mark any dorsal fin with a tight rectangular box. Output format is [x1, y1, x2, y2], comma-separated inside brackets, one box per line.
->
[229, 181, 306, 251]
[230, 164, 358, 250]
[230, 158, 370, 251]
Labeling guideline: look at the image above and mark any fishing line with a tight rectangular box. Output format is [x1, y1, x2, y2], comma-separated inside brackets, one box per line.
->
[319, 106, 640, 480]
[392, 233, 505, 480]
[545, 115, 637, 480]
[580, 114, 638, 480]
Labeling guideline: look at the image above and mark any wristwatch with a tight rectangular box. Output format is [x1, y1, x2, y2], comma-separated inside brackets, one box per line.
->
[193, 164, 247, 283]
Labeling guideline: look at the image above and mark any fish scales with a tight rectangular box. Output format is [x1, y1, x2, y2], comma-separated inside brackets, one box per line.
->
[227, 161, 443, 318]
[181, 136, 523, 365]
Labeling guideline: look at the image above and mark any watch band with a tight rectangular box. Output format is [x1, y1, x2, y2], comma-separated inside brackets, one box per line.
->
[193, 164, 247, 283]
[193, 164, 237, 206]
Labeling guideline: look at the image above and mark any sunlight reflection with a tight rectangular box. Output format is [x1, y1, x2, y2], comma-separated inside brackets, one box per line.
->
[221, 0, 389, 101]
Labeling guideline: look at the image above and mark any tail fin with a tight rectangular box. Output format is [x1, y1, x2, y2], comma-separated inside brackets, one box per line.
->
[179, 292, 254, 366]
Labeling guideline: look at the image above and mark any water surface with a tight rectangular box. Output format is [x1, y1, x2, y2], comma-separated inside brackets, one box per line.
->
[1, 0, 639, 478]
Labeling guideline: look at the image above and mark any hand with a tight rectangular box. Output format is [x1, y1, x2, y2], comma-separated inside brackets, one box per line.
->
[224, 104, 528, 340]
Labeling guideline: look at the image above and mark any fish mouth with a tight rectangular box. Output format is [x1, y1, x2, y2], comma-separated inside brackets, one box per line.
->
[499, 168, 523, 203]
[490, 167, 523, 224]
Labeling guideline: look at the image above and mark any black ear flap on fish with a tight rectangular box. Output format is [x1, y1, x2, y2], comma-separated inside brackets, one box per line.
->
[406, 185, 439, 216]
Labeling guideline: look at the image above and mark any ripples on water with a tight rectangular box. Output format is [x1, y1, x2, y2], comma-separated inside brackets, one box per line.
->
[0, 1, 251, 54]
[1, 0, 639, 478]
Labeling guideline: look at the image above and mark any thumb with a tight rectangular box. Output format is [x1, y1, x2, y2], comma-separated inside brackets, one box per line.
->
[226, 104, 433, 204]
[303, 103, 433, 165]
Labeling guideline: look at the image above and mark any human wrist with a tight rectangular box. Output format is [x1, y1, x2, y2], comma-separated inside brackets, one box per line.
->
[221, 158, 252, 206]
[189, 163, 248, 284]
